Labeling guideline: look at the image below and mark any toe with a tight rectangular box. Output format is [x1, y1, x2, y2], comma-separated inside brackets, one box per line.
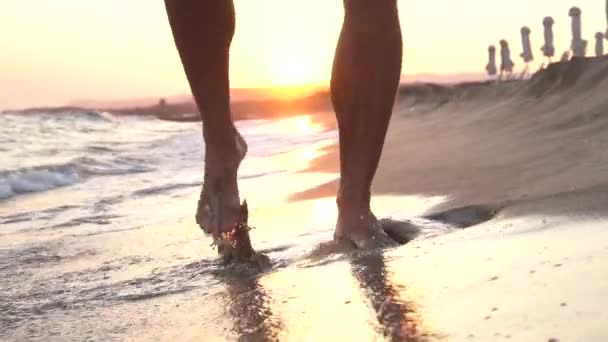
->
[343, 225, 399, 250]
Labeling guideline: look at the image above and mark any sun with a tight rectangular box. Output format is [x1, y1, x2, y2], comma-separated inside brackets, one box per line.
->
[268, 50, 314, 87]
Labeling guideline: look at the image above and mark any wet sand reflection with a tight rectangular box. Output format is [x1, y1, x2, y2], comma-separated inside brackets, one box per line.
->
[350, 252, 427, 341]
[223, 274, 282, 341]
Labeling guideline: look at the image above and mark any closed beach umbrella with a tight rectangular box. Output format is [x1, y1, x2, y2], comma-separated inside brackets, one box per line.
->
[541, 17, 555, 58]
[500, 39, 514, 73]
[520, 26, 534, 63]
[486, 45, 497, 76]
[596, 32, 605, 57]
[569, 7, 587, 57]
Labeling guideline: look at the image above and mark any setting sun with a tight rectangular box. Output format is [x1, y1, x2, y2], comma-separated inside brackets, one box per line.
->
[270, 51, 313, 86]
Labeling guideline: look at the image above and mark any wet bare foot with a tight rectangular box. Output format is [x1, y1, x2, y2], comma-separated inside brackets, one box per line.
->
[307, 214, 419, 260]
[196, 130, 247, 240]
[334, 210, 399, 250]
[307, 215, 404, 260]
[208, 200, 271, 274]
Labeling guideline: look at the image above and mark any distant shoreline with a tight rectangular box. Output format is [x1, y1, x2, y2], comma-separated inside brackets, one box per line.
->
[2, 81, 501, 123]
[4, 57, 605, 122]
[0, 89, 333, 122]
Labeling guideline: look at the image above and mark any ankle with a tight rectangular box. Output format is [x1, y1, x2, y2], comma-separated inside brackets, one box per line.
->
[336, 186, 370, 211]
[204, 131, 246, 169]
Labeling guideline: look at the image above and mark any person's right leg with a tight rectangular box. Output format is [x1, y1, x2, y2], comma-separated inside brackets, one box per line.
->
[164, 0, 248, 255]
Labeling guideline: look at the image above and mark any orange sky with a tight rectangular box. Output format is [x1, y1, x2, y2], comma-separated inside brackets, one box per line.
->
[1, 0, 606, 109]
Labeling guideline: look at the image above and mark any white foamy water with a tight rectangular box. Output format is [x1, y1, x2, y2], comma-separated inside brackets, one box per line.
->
[0, 112, 336, 225]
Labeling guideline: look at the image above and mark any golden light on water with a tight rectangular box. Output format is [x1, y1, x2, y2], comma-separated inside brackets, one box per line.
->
[293, 116, 316, 134]
[301, 146, 319, 162]
[311, 198, 337, 224]
[291, 115, 329, 135]
[273, 115, 324, 135]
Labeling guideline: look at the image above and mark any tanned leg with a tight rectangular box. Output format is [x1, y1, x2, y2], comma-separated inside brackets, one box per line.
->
[331, 0, 403, 248]
[164, 1, 248, 255]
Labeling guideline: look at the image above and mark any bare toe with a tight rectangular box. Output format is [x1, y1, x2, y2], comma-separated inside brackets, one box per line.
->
[335, 214, 399, 251]
[346, 225, 399, 250]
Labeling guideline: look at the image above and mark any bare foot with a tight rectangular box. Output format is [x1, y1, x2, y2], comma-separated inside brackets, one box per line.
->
[217, 201, 270, 271]
[307, 213, 419, 260]
[334, 208, 423, 249]
[196, 130, 248, 242]
[334, 210, 399, 250]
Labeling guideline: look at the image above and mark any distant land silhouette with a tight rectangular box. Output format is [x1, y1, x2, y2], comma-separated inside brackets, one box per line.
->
[1, 72, 488, 121]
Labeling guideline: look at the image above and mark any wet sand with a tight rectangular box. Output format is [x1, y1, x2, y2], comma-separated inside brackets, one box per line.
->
[7, 182, 607, 341]
[5, 145, 608, 341]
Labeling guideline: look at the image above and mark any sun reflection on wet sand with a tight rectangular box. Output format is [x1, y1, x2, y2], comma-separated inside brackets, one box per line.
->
[250, 247, 436, 341]
[350, 252, 430, 340]
[205, 180, 448, 340]
[221, 275, 283, 341]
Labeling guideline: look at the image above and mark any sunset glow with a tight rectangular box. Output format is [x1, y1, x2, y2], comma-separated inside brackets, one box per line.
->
[270, 52, 315, 87]
[275, 115, 325, 136]
[1, 0, 606, 109]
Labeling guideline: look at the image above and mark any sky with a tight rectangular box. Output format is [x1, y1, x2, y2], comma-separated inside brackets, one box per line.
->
[0, 0, 606, 109]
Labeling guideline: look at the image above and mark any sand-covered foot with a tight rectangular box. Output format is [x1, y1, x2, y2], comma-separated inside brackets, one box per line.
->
[196, 131, 247, 239]
[307, 215, 398, 260]
[308, 212, 420, 260]
[215, 201, 271, 273]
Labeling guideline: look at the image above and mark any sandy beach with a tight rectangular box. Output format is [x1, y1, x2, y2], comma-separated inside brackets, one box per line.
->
[295, 57, 608, 212]
[2, 57, 608, 341]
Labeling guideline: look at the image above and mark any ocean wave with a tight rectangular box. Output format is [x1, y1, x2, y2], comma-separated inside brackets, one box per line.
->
[68, 110, 116, 122]
[0, 167, 80, 200]
[0, 156, 155, 200]
[74, 156, 154, 176]
[2, 109, 116, 122]
[131, 182, 200, 197]
[239, 170, 286, 180]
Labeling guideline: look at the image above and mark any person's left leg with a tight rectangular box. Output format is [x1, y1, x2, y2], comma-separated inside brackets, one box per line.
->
[331, 0, 403, 248]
